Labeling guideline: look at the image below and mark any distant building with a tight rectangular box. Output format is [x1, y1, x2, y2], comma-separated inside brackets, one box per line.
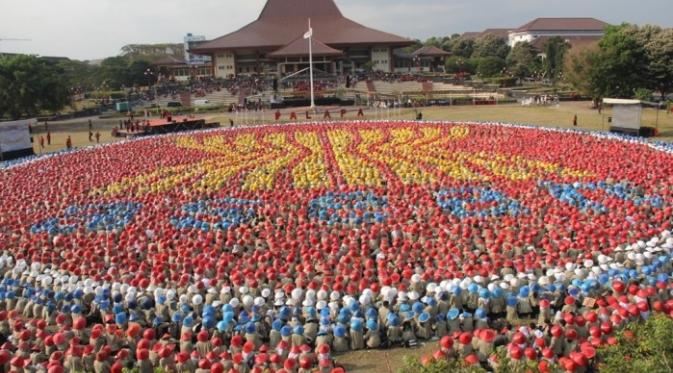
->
[153, 55, 211, 83]
[394, 46, 450, 73]
[184, 33, 211, 66]
[190, 0, 414, 77]
[120, 44, 184, 59]
[508, 18, 608, 46]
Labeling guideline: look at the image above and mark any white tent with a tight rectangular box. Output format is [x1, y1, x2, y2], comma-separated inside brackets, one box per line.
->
[602, 98, 642, 135]
[0, 118, 35, 161]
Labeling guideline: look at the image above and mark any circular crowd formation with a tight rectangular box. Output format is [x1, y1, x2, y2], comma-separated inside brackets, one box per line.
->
[1, 121, 673, 372]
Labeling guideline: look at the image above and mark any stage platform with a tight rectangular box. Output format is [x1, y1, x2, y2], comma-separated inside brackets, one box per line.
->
[114, 117, 220, 138]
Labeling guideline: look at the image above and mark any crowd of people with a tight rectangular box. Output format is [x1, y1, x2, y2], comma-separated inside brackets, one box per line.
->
[0, 121, 673, 372]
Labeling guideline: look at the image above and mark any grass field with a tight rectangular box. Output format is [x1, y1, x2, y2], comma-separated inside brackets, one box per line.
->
[28, 101, 673, 155]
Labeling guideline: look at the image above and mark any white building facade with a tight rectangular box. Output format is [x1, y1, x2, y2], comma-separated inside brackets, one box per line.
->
[507, 18, 608, 47]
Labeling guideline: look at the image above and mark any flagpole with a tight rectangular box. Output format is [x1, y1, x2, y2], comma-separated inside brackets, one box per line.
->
[308, 18, 315, 110]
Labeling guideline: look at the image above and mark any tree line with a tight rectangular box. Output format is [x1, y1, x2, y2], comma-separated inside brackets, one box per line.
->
[418, 23, 673, 100]
[0, 54, 156, 120]
[567, 24, 673, 99]
[411, 33, 568, 83]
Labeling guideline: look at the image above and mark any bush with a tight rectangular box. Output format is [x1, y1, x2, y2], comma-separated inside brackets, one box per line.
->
[445, 57, 477, 74]
[475, 57, 506, 78]
[598, 315, 673, 373]
[400, 348, 555, 373]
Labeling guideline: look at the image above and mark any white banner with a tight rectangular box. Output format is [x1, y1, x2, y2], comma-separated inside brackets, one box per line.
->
[0, 118, 35, 152]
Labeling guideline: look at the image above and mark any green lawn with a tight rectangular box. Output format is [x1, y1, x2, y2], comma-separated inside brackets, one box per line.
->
[29, 102, 673, 154]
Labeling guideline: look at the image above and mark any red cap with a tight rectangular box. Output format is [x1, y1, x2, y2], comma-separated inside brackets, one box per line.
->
[440, 336, 453, 349]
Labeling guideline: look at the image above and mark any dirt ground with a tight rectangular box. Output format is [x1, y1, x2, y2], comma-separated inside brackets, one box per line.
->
[27, 101, 673, 155]
[335, 342, 438, 373]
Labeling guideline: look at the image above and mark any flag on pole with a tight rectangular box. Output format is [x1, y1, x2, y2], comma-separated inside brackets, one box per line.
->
[303, 27, 313, 39]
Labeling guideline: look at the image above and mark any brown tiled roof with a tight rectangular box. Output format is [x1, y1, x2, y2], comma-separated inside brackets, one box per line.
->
[482, 28, 511, 39]
[268, 36, 343, 58]
[192, 0, 413, 52]
[412, 46, 450, 57]
[461, 32, 482, 39]
[516, 18, 608, 32]
[152, 55, 186, 66]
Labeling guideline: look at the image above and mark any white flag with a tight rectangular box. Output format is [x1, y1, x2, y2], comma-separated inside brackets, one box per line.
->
[303, 27, 313, 39]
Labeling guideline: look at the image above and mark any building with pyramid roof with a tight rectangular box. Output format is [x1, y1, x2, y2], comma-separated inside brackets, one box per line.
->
[191, 0, 414, 77]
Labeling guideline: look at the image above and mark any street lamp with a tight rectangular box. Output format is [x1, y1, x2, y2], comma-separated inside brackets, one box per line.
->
[144, 68, 159, 113]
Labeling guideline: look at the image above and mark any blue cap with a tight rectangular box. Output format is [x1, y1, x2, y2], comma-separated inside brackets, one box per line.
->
[279, 307, 291, 320]
[468, 283, 479, 294]
[280, 325, 292, 337]
[222, 304, 233, 314]
[475, 308, 487, 319]
[418, 312, 430, 323]
[272, 319, 283, 331]
[518, 286, 530, 298]
[203, 305, 216, 317]
[320, 308, 331, 319]
[334, 325, 346, 338]
[412, 302, 424, 315]
[246, 322, 256, 334]
[365, 308, 377, 320]
[293, 325, 304, 335]
[507, 295, 518, 307]
[493, 288, 504, 298]
[115, 312, 127, 325]
[223, 312, 234, 323]
[183, 316, 194, 328]
[388, 313, 401, 326]
[447, 308, 460, 320]
[479, 288, 490, 299]
[217, 320, 229, 332]
[351, 318, 363, 332]
[366, 319, 378, 330]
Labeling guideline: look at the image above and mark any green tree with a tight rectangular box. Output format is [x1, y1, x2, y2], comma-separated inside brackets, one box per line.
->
[506, 41, 539, 78]
[445, 57, 476, 74]
[591, 24, 651, 98]
[451, 38, 476, 58]
[645, 28, 673, 97]
[56, 59, 102, 92]
[472, 34, 510, 60]
[476, 56, 506, 77]
[99, 56, 156, 89]
[566, 47, 602, 97]
[542, 37, 569, 84]
[100, 56, 131, 90]
[0, 55, 71, 120]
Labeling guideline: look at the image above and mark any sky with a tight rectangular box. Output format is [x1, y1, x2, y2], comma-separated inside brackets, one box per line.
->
[1, 0, 672, 60]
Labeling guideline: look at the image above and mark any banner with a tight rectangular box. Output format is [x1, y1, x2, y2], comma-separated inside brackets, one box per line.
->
[0, 118, 35, 153]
